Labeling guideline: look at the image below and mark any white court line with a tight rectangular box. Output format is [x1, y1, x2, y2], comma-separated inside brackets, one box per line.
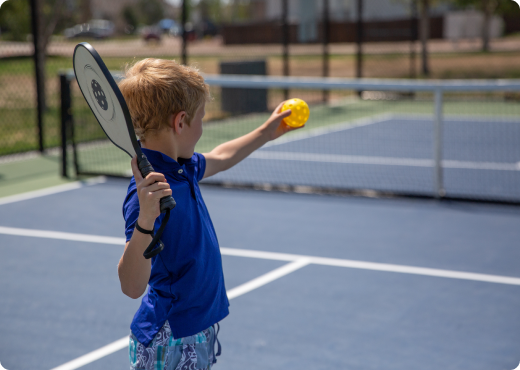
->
[249, 151, 520, 171]
[49, 259, 310, 370]
[50, 337, 129, 370]
[1, 226, 520, 286]
[391, 113, 520, 123]
[0, 177, 106, 206]
[0, 226, 509, 369]
[0, 226, 124, 245]
[227, 258, 311, 299]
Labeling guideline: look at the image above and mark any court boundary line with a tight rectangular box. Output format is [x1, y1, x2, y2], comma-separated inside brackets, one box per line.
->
[391, 113, 520, 123]
[249, 151, 520, 171]
[1, 225, 519, 286]
[49, 259, 311, 370]
[0, 177, 106, 206]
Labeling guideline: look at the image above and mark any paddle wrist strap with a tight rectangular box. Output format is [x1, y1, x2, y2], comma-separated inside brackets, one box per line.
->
[135, 221, 153, 235]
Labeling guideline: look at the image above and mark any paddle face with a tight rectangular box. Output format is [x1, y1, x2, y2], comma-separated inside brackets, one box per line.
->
[73, 42, 139, 158]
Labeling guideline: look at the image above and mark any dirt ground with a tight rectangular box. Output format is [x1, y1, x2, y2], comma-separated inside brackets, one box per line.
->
[41, 35, 520, 79]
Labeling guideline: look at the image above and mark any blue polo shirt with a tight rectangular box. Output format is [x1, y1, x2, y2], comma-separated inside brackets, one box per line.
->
[123, 148, 229, 347]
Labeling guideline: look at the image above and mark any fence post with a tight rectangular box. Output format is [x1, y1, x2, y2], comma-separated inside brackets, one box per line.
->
[282, 0, 289, 100]
[60, 73, 72, 178]
[30, 0, 45, 153]
[322, 0, 330, 102]
[434, 88, 445, 198]
[181, 0, 188, 65]
[356, 0, 363, 79]
[409, 0, 418, 78]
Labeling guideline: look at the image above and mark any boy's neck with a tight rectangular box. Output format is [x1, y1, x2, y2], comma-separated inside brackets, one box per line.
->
[142, 130, 179, 162]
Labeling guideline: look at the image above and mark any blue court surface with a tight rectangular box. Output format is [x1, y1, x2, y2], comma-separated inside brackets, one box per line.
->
[209, 114, 520, 202]
[1, 178, 520, 370]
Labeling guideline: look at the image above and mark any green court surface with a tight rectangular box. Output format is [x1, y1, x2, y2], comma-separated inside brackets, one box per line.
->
[0, 152, 79, 198]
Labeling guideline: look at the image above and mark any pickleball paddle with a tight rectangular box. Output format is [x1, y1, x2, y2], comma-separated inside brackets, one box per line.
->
[73, 42, 176, 259]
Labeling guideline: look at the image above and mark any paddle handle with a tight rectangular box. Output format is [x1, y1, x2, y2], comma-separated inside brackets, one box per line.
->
[137, 153, 177, 213]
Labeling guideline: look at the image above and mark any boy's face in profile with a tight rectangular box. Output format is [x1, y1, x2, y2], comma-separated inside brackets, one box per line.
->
[179, 102, 205, 159]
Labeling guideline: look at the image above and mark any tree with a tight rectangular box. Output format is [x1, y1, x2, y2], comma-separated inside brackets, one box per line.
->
[454, 0, 499, 52]
[137, 0, 165, 26]
[0, 0, 31, 41]
[122, 5, 140, 33]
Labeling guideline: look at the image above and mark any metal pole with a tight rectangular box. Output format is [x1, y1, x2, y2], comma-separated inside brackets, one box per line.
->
[410, 0, 417, 79]
[322, 0, 330, 102]
[182, 0, 188, 65]
[30, 0, 45, 153]
[356, 0, 363, 97]
[356, 0, 363, 79]
[434, 88, 444, 199]
[60, 73, 71, 178]
[282, 0, 289, 100]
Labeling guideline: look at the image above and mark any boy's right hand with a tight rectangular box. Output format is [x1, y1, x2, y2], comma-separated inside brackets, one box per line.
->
[131, 156, 172, 231]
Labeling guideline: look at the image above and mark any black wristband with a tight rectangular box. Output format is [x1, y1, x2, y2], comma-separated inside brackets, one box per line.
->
[135, 220, 154, 235]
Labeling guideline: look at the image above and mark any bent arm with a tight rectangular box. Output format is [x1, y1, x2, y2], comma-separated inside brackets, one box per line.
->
[118, 157, 172, 299]
[118, 230, 152, 299]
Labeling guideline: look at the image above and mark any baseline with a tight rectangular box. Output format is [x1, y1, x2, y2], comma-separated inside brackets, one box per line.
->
[1, 226, 519, 286]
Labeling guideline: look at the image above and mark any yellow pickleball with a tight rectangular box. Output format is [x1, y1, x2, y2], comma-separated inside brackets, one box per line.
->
[282, 98, 309, 128]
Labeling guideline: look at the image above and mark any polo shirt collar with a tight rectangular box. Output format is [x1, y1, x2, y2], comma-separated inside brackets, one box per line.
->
[140, 147, 195, 173]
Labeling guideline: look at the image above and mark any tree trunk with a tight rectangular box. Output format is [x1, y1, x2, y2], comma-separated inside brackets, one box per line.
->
[481, 0, 497, 52]
[419, 0, 429, 76]
[79, 0, 92, 24]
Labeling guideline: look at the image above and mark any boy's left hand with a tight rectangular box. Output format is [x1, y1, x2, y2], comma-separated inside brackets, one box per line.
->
[262, 101, 303, 141]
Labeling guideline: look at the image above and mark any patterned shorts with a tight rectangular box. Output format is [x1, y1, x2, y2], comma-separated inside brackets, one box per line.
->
[129, 321, 221, 370]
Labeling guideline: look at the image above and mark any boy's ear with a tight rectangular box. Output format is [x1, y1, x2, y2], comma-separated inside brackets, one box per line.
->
[172, 111, 187, 135]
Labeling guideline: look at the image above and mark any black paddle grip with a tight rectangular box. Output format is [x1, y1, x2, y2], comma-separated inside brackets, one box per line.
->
[137, 153, 176, 259]
[137, 153, 176, 213]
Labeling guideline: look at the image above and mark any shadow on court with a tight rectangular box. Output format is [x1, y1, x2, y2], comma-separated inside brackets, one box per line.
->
[0, 178, 519, 370]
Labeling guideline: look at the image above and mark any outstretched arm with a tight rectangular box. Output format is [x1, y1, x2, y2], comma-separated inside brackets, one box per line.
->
[203, 101, 300, 179]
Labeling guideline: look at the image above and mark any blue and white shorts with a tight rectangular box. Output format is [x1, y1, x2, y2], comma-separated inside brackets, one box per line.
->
[129, 321, 221, 370]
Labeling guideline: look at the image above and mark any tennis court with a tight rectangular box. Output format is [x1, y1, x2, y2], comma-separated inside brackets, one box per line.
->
[1, 178, 520, 370]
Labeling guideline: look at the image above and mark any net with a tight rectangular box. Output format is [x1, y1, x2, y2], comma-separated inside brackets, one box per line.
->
[64, 73, 520, 203]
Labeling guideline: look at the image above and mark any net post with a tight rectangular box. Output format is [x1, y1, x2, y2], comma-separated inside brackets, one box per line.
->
[60, 72, 72, 178]
[434, 88, 445, 199]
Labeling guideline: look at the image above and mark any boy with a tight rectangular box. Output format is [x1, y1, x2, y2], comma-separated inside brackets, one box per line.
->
[117, 58, 299, 370]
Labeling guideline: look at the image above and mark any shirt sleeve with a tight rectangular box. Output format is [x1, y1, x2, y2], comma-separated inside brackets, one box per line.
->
[193, 152, 206, 182]
[123, 178, 140, 242]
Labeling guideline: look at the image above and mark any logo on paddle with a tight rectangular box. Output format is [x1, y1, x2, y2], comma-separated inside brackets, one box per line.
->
[91, 79, 108, 111]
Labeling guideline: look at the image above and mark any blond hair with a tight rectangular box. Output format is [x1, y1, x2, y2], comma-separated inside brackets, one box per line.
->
[118, 58, 209, 142]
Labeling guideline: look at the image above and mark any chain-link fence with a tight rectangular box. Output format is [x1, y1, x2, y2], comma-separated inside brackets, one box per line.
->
[1, 0, 520, 160]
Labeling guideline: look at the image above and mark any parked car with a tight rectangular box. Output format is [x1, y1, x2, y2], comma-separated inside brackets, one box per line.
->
[158, 18, 181, 36]
[64, 19, 115, 39]
[141, 26, 162, 42]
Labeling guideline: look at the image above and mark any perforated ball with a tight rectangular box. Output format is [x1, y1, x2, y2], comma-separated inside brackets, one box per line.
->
[282, 98, 309, 128]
